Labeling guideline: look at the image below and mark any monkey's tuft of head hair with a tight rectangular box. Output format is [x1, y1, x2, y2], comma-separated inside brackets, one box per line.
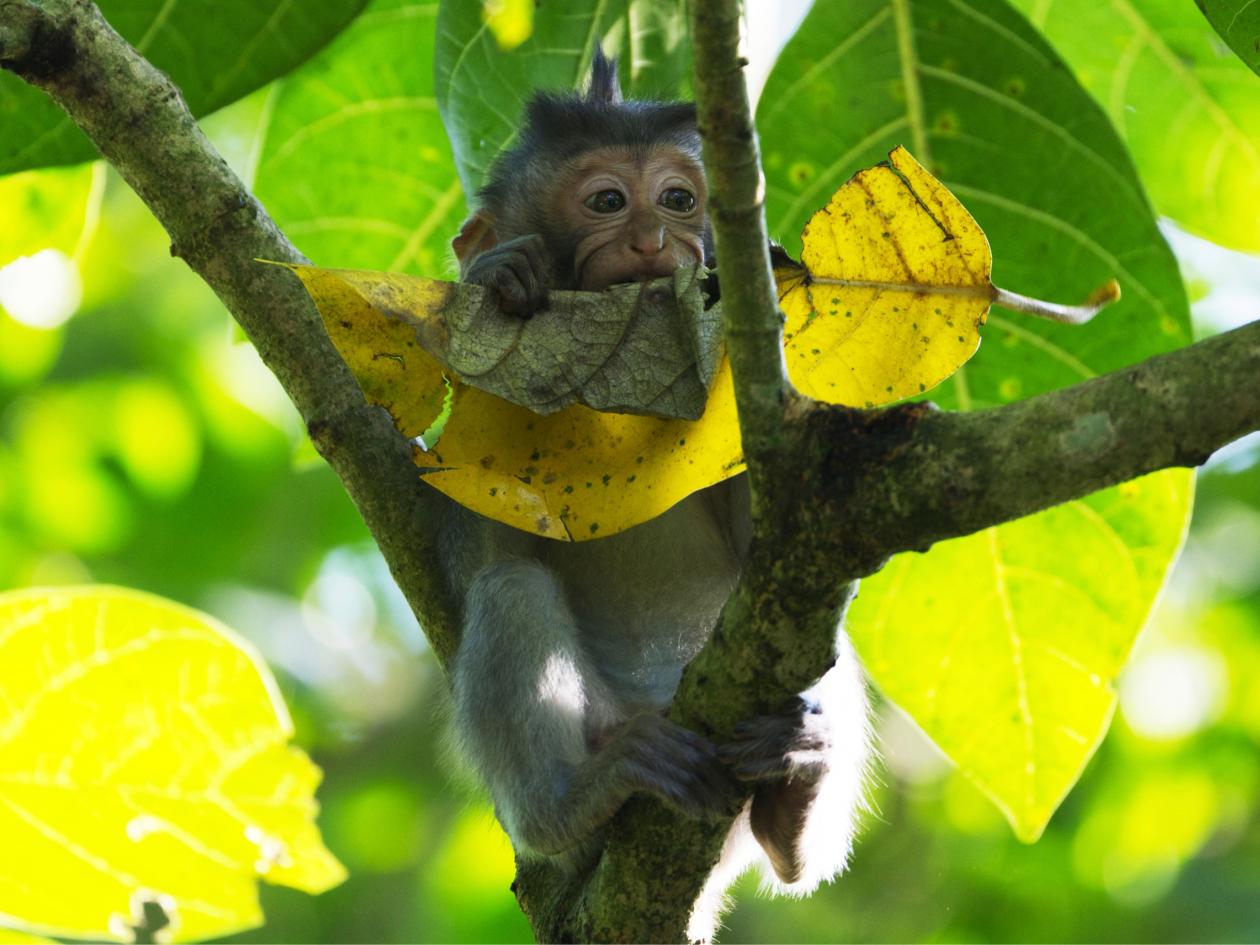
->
[477, 47, 702, 231]
[586, 45, 622, 106]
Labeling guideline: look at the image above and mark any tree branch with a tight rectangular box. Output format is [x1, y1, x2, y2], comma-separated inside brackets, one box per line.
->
[0, 0, 462, 664]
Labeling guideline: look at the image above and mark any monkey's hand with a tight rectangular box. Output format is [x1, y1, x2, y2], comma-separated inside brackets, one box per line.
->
[597, 712, 744, 822]
[462, 234, 552, 317]
[719, 696, 831, 884]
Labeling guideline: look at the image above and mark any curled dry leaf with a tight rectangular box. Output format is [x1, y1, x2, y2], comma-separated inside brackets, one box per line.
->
[289, 263, 722, 421]
[287, 147, 1117, 540]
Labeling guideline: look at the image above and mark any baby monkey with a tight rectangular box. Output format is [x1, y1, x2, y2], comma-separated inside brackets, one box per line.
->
[445, 49, 870, 925]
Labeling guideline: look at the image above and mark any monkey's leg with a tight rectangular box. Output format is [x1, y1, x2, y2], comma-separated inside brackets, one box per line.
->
[718, 638, 871, 889]
[453, 559, 739, 858]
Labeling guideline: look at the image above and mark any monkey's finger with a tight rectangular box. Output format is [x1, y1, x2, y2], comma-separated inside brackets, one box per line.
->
[499, 252, 548, 316]
[490, 267, 533, 317]
[519, 235, 551, 280]
[518, 238, 552, 311]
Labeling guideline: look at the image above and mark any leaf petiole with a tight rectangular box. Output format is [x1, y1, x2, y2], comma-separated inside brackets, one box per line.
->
[991, 279, 1121, 325]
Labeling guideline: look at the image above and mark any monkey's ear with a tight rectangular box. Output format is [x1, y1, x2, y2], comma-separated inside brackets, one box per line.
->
[453, 211, 499, 269]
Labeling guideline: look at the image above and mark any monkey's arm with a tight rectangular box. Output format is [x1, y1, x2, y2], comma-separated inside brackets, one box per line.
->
[453, 558, 740, 856]
[720, 638, 871, 889]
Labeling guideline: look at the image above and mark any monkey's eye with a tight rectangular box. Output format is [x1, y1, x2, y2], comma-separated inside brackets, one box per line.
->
[659, 188, 697, 213]
[585, 190, 627, 213]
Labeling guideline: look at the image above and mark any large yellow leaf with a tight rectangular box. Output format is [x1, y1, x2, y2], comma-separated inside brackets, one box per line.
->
[293, 147, 1112, 539]
[0, 586, 345, 943]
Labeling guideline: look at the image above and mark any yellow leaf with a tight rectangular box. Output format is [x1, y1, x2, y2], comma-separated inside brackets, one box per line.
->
[0, 586, 345, 943]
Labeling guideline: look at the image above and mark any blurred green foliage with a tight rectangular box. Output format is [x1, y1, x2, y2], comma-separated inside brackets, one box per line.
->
[2, 0, 1259, 941]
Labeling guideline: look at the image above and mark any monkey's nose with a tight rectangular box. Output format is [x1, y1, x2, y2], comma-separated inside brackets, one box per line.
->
[629, 227, 666, 256]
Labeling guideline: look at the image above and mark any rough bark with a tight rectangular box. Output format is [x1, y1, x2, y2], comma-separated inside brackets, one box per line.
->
[3, 0, 1259, 941]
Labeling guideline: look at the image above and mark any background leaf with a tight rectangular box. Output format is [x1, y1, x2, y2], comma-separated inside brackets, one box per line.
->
[1196, 0, 1260, 77]
[254, 0, 463, 277]
[756, 0, 1193, 840]
[1006, 0, 1260, 253]
[0, 586, 344, 943]
[435, 0, 690, 199]
[0, 0, 367, 175]
[0, 164, 102, 267]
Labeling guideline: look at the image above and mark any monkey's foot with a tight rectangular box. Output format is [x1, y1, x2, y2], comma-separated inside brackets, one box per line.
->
[718, 697, 832, 884]
[717, 696, 830, 780]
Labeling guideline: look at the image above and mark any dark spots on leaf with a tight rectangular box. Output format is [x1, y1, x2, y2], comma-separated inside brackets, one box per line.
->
[517, 475, 532, 485]
[934, 111, 959, 134]
[788, 162, 815, 186]
[636, 455, 644, 464]
[589, 523, 600, 535]
[536, 516, 550, 532]
[489, 487, 498, 497]
[480, 455, 496, 469]
[542, 472, 557, 484]
[601, 474, 611, 485]
[563, 484, 574, 494]
[340, 320, 352, 329]
[919, 383, 926, 392]
[1006, 77, 1026, 96]
[958, 335, 965, 342]
[529, 449, 541, 461]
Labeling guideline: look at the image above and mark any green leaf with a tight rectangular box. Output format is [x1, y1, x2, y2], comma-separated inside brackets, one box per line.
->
[254, 0, 464, 276]
[435, 0, 690, 198]
[0, 164, 102, 267]
[1196, 0, 1260, 77]
[0, 586, 345, 943]
[1006, 0, 1260, 252]
[758, 0, 1193, 841]
[0, 0, 367, 175]
[849, 471, 1192, 840]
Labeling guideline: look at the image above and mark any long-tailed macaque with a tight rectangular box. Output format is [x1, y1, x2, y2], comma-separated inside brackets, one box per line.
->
[442, 49, 871, 930]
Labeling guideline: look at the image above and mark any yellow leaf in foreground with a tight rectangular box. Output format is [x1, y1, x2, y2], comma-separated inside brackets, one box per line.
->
[0, 586, 345, 943]
[781, 146, 990, 407]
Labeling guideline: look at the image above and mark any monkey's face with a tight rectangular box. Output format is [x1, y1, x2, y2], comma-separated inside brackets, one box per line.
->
[552, 146, 709, 292]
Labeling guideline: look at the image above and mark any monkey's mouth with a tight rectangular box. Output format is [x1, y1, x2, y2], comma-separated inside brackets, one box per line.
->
[603, 261, 691, 289]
